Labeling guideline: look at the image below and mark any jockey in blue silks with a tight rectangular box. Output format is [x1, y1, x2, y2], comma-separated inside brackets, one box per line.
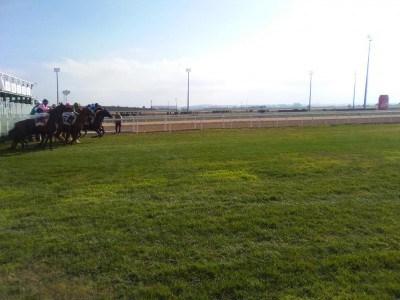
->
[87, 103, 101, 125]
[87, 103, 100, 114]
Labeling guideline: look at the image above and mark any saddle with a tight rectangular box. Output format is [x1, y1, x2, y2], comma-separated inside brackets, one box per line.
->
[34, 113, 49, 127]
[62, 112, 78, 126]
[88, 110, 100, 126]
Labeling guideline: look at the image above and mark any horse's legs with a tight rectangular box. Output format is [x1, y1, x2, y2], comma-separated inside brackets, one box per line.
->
[71, 127, 81, 144]
[65, 130, 71, 145]
[48, 133, 53, 149]
[55, 127, 65, 142]
[39, 132, 46, 147]
[54, 128, 60, 139]
[75, 129, 82, 143]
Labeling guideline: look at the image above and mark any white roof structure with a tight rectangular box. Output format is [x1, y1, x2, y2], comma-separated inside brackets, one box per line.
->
[0, 72, 33, 97]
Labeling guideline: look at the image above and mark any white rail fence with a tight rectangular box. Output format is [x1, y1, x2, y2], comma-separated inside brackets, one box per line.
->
[102, 114, 400, 134]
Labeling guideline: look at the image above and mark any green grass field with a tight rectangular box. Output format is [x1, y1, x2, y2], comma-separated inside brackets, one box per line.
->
[1, 125, 400, 299]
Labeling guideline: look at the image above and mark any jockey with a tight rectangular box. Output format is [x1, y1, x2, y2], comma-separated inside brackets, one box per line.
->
[87, 102, 101, 114]
[65, 102, 74, 112]
[30, 101, 40, 115]
[73, 102, 80, 113]
[87, 103, 96, 114]
[87, 103, 101, 124]
[37, 99, 50, 113]
[32, 99, 50, 128]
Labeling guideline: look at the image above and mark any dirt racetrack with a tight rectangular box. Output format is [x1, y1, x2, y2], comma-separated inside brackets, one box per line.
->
[103, 113, 400, 133]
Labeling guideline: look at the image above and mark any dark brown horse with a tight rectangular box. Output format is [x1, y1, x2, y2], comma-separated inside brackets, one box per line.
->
[8, 118, 45, 150]
[40, 104, 66, 149]
[63, 107, 92, 144]
[82, 108, 112, 137]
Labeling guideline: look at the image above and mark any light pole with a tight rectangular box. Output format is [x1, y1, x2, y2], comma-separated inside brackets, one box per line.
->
[352, 73, 357, 110]
[54, 67, 60, 104]
[186, 68, 191, 112]
[308, 71, 313, 112]
[363, 36, 372, 110]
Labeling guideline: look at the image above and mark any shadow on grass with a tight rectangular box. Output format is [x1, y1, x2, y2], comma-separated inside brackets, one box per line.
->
[0, 140, 66, 157]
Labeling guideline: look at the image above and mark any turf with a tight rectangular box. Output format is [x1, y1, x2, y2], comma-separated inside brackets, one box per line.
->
[1, 125, 400, 299]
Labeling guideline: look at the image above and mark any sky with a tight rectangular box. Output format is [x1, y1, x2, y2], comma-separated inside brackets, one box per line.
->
[1, 0, 400, 107]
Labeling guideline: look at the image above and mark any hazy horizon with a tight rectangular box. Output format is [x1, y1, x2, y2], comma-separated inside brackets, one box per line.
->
[2, 0, 400, 107]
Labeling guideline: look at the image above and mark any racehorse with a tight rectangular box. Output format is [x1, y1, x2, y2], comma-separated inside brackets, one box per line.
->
[82, 108, 112, 137]
[62, 107, 92, 144]
[8, 104, 64, 150]
[8, 118, 45, 150]
[40, 104, 66, 149]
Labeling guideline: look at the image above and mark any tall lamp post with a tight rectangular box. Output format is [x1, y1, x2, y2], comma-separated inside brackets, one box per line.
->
[308, 71, 313, 112]
[54, 67, 60, 104]
[186, 68, 191, 112]
[352, 73, 357, 110]
[363, 36, 372, 110]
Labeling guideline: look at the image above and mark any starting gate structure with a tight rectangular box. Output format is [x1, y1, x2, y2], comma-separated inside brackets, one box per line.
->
[0, 72, 35, 137]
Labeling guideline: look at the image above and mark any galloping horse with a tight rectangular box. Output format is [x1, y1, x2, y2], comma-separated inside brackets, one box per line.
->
[8, 104, 65, 150]
[41, 104, 66, 149]
[62, 107, 92, 144]
[8, 118, 43, 150]
[82, 108, 112, 137]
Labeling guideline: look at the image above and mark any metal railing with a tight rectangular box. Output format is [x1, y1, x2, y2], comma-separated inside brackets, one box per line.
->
[102, 112, 400, 134]
[103, 109, 400, 124]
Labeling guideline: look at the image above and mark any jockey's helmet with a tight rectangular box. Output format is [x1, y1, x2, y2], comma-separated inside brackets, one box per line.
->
[42, 99, 49, 105]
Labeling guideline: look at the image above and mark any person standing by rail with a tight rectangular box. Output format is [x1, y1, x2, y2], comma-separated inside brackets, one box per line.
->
[114, 112, 122, 134]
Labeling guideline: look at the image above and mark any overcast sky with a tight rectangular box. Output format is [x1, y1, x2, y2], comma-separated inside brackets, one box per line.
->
[1, 0, 400, 107]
